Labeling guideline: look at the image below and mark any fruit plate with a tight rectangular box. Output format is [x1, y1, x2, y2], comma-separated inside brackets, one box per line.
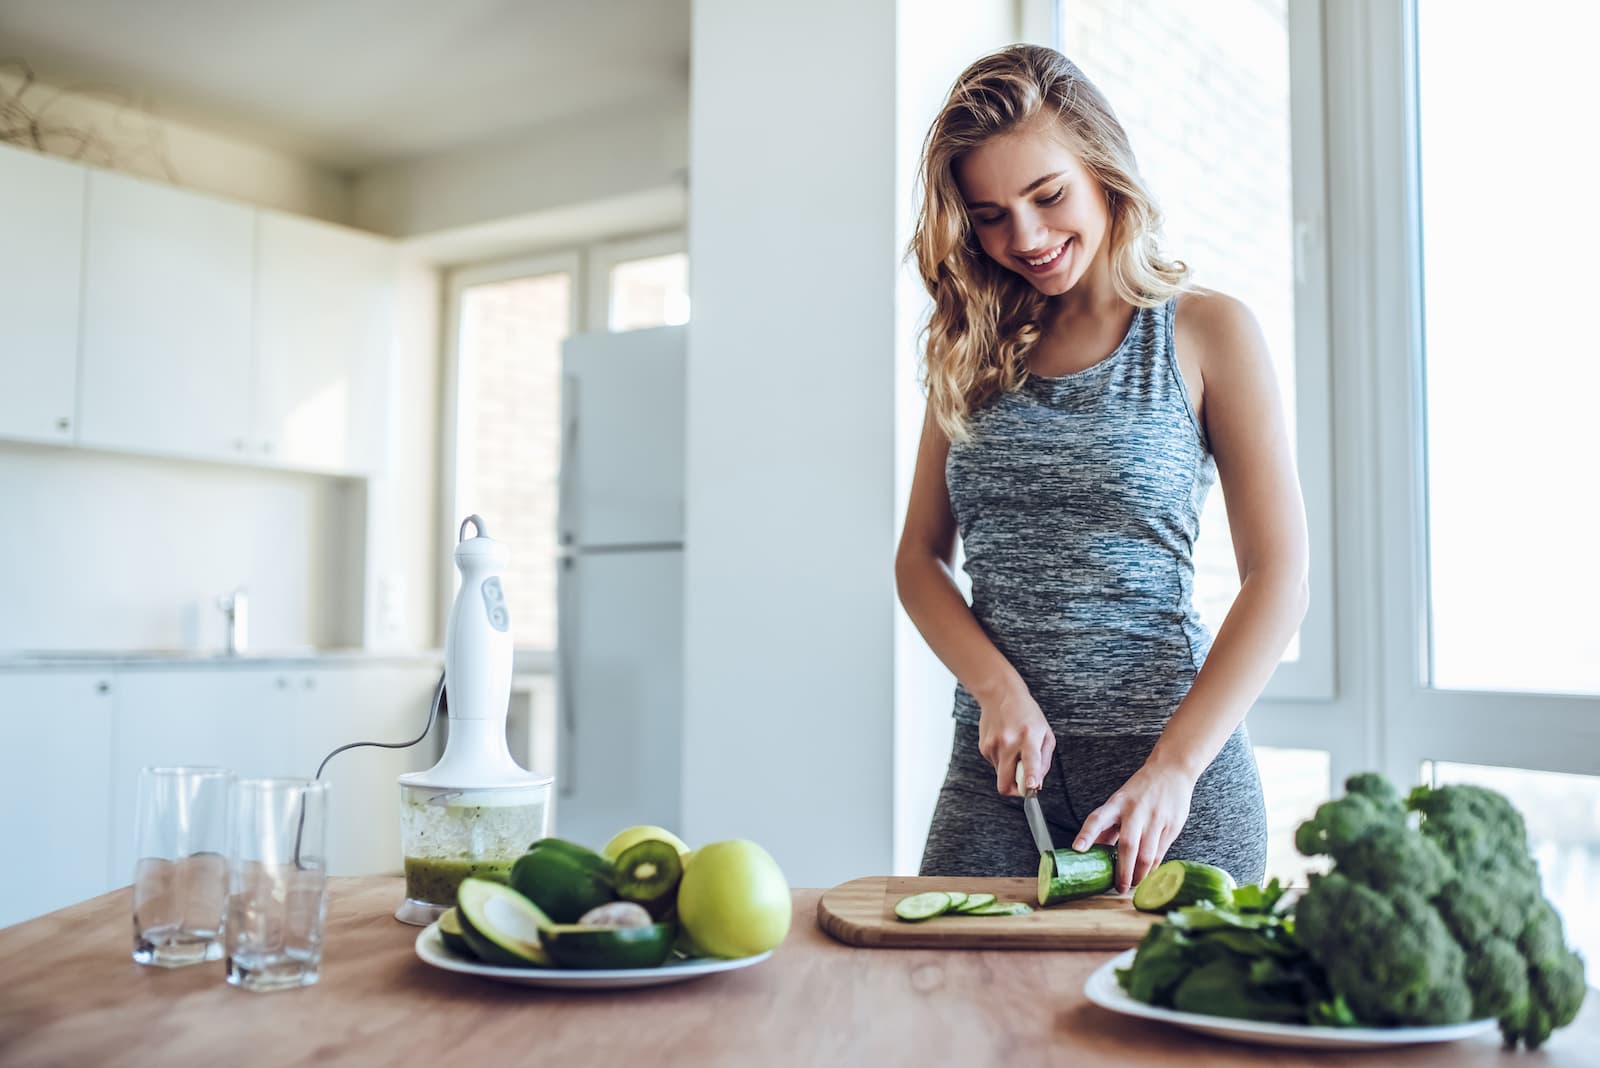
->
[1084, 950, 1499, 1050]
[414, 921, 773, 990]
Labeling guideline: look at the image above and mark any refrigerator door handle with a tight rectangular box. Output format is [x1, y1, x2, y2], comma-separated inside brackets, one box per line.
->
[557, 553, 576, 799]
[558, 374, 579, 547]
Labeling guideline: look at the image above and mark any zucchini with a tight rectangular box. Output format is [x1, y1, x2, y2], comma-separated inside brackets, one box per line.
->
[1132, 859, 1236, 913]
[1038, 846, 1116, 905]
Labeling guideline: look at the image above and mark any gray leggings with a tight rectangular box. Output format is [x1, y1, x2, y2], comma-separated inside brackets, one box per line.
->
[919, 721, 1268, 886]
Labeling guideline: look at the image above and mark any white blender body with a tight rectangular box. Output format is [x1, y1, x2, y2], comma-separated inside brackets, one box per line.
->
[395, 516, 553, 925]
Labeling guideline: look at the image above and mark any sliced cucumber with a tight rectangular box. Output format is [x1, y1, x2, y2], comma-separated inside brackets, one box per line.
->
[456, 877, 554, 967]
[1132, 859, 1237, 913]
[893, 891, 953, 921]
[964, 901, 1033, 916]
[953, 892, 997, 913]
[943, 891, 969, 911]
[1038, 846, 1116, 906]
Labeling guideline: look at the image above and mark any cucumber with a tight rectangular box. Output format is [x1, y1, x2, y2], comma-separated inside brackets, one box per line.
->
[1132, 859, 1236, 913]
[953, 892, 997, 913]
[1038, 846, 1116, 905]
[455, 877, 554, 967]
[894, 891, 953, 921]
[964, 901, 1033, 916]
[943, 891, 969, 911]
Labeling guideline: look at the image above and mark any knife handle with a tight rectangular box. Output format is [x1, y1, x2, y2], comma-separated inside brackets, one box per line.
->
[1015, 761, 1033, 796]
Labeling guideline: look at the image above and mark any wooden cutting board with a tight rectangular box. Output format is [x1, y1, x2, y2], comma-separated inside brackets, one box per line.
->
[816, 876, 1158, 950]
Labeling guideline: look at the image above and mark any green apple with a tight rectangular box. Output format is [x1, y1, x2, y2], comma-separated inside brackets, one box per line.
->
[602, 825, 691, 861]
[677, 840, 791, 958]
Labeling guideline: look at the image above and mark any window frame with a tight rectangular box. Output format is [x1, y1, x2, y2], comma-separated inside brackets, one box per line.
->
[582, 230, 688, 333]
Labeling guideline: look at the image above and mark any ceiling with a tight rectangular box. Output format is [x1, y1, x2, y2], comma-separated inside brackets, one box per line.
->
[0, 0, 690, 170]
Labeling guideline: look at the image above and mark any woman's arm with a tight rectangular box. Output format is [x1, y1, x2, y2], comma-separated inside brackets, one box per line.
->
[1073, 291, 1310, 890]
[896, 404, 1055, 796]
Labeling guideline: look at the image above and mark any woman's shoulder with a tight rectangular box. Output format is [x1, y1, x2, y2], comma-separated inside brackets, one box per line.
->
[1171, 287, 1268, 374]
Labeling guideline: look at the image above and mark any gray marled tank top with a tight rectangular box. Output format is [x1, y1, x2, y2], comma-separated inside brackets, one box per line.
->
[946, 297, 1215, 735]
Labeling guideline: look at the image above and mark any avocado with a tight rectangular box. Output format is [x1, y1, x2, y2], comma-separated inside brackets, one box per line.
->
[510, 839, 616, 923]
[455, 877, 555, 967]
[437, 907, 474, 958]
[542, 922, 675, 969]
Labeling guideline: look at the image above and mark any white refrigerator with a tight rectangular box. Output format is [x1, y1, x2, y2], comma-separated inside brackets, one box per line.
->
[553, 324, 686, 847]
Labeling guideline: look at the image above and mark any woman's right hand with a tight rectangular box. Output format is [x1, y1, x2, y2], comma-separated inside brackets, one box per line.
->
[976, 681, 1056, 797]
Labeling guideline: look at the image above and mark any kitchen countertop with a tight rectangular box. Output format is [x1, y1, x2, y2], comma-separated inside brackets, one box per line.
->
[0, 648, 445, 671]
[1, 878, 1595, 1067]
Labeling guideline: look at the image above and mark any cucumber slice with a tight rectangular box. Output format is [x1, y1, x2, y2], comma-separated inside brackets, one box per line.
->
[943, 891, 969, 911]
[1132, 859, 1237, 913]
[1038, 846, 1116, 905]
[964, 901, 1033, 916]
[456, 877, 554, 967]
[953, 892, 997, 913]
[894, 891, 953, 921]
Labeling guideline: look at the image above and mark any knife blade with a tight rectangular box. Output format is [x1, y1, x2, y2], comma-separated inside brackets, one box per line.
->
[1016, 762, 1058, 857]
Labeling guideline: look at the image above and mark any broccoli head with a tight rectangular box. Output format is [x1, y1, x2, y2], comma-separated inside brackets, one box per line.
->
[1294, 871, 1473, 1026]
[1292, 774, 1588, 1049]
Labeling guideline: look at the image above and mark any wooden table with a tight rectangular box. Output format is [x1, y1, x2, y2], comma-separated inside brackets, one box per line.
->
[2, 877, 1596, 1067]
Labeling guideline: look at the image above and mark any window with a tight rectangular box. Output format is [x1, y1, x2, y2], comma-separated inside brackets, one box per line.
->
[444, 233, 690, 652]
[446, 256, 578, 652]
[1415, 0, 1600, 696]
[1255, 746, 1332, 887]
[1058, 0, 1332, 694]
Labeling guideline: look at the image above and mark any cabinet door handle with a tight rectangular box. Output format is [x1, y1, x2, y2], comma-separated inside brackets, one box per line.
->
[96, 681, 110, 695]
[57, 417, 71, 432]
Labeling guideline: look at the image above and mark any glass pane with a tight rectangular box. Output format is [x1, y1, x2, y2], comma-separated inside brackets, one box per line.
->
[609, 252, 690, 331]
[1059, 0, 1299, 660]
[1425, 761, 1600, 973]
[457, 272, 570, 650]
[1416, 1, 1600, 695]
[1254, 746, 1331, 887]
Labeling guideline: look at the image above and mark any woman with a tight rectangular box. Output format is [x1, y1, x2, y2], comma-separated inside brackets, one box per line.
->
[896, 44, 1308, 891]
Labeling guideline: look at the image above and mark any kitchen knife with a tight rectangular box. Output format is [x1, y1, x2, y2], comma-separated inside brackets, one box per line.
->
[1016, 762, 1057, 856]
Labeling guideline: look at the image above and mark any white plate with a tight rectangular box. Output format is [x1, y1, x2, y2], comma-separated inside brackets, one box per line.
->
[413, 922, 773, 990]
[1084, 949, 1499, 1050]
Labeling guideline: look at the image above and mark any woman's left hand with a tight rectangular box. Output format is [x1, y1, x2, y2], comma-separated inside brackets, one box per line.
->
[1072, 762, 1197, 894]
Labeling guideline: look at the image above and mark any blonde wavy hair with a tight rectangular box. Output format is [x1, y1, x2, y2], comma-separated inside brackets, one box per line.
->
[910, 45, 1189, 441]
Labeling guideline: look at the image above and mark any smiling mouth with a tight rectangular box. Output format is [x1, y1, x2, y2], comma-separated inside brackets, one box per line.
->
[1019, 240, 1069, 270]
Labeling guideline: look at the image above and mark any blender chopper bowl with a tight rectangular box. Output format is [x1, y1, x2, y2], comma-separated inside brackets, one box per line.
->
[395, 515, 555, 926]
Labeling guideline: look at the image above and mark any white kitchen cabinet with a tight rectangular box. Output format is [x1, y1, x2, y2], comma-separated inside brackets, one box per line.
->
[253, 212, 395, 475]
[0, 672, 115, 927]
[0, 145, 84, 445]
[77, 169, 255, 461]
[288, 665, 440, 877]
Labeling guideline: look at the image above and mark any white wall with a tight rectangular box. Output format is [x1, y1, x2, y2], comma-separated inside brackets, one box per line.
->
[0, 73, 352, 223]
[351, 92, 689, 238]
[892, 3, 1019, 876]
[685, 0, 1017, 888]
[0, 443, 360, 652]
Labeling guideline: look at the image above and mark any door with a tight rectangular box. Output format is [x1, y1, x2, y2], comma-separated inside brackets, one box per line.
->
[560, 326, 686, 549]
[0, 145, 83, 446]
[253, 211, 395, 474]
[555, 548, 683, 846]
[0, 672, 114, 925]
[78, 170, 254, 460]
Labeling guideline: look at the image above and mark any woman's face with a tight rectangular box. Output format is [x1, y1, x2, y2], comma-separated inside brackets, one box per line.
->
[954, 126, 1110, 297]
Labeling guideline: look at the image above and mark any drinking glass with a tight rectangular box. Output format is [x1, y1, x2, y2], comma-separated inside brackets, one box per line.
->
[132, 766, 233, 966]
[224, 778, 330, 991]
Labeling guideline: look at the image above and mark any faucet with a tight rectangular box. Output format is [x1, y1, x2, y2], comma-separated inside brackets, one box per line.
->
[217, 587, 249, 656]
